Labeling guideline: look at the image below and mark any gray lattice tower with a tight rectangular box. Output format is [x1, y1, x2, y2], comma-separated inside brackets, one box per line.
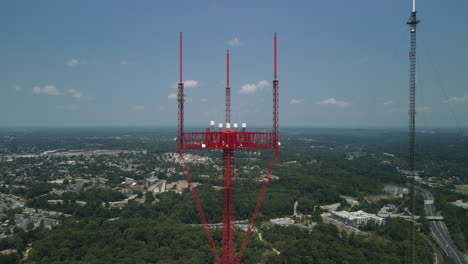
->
[407, 7, 419, 264]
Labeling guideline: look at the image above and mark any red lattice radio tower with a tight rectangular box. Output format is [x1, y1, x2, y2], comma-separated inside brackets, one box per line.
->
[176, 33, 280, 264]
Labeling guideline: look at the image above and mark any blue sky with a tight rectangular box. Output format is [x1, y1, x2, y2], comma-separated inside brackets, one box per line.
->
[1, 0, 467, 128]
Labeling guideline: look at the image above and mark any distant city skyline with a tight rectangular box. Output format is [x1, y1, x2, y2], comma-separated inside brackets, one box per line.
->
[1, 0, 467, 127]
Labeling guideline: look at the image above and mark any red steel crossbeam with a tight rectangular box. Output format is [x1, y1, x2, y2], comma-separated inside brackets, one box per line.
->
[179, 131, 276, 150]
[179, 130, 278, 264]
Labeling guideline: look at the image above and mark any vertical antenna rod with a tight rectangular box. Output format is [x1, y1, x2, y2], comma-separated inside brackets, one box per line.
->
[177, 32, 185, 145]
[176, 33, 221, 264]
[179, 32, 183, 83]
[227, 50, 230, 87]
[222, 49, 234, 264]
[274, 32, 278, 80]
[406, 2, 419, 264]
[226, 50, 231, 124]
[272, 33, 279, 142]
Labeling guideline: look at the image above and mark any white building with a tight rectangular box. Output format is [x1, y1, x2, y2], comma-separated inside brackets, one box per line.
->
[379, 204, 397, 215]
[320, 203, 341, 212]
[331, 210, 385, 226]
[148, 180, 167, 194]
[383, 152, 395, 158]
[47, 200, 63, 205]
[270, 217, 294, 226]
[384, 186, 408, 196]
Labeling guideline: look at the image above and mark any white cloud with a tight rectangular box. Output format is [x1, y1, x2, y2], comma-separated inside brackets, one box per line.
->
[240, 83, 257, 94]
[383, 100, 393, 105]
[444, 94, 468, 103]
[167, 94, 191, 102]
[68, 89, 94, 101]
[185, 80, 199, 88]
[168, 93, 177, 100]
[227, 37, 242, 47]
[240, 80, 269, 94]
[134, 105, 145, 110]
[67, 59, 79, 67]
[290, 98, 304, 105]
[257, 80, 269, 87]
[67, 58, 84, 67]
[317, 98, 352, 107]
[417, 106, 432, 112]
[200, 98, 208, 103]
[32, 85, 64, 96]
[68, 89, 82, 99]
[172, 80, 199, 89]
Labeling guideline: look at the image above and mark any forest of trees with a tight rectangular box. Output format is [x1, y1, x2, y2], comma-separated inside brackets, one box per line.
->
[432, 188, 468, 251]
[2, 128, 465, 263]
[23, 216, 434, 264]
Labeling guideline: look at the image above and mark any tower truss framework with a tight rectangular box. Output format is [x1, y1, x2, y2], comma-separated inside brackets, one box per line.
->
[407, 5, 420, 264]
[176, 33, 280, 264]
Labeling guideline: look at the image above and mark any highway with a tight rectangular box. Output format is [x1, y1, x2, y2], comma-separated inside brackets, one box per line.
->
[417, 186, 467, 264]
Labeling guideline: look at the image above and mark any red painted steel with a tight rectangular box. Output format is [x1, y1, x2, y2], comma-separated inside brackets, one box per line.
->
[273, 33, 279, 140]
[226, 50, 231, 124]
[177, 151, 221, 264]
[273, 80, 279, 141]
[178, 82, 184, 141]
[226, 87, 231, 124]
[274, 32, 277, 80]
[236, 150, 279, 264]
[222, 149, 235, 263]
[178, 33, 184, 143]
[179, 32, 183, 83]
[179, 131, 276, 150]
[222, 49, 234, 263]
[227, 50, 230, 87]
[175, 33, 280, 264]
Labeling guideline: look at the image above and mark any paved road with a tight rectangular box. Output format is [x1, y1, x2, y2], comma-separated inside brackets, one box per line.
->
[417, 186, 467, 264]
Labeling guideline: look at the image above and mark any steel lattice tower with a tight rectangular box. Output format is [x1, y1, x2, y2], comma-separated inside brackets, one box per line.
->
[178, 32, 185, 142]
[222, 49, 235, 263]
[176, 33, 280, 264]
[407, 1, 420, 263]
[273, 33, 279, 143]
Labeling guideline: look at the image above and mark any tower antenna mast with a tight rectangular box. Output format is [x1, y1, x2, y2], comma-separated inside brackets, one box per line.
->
[406, 0, 420, 263]
[176, 34, 280, 264]
[226, 50, 231, 124]
[178, 32, 184, 142]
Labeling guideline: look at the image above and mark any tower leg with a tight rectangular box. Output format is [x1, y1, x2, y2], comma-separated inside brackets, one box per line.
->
[177, 152, 221, 264]
[236, 150, 279, 264]
[222, 149, 235, 264]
